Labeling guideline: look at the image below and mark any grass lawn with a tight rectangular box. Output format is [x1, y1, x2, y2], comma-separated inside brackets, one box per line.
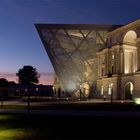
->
[0, 101, 140, 139]
[0, 113, 139, 140]
[2, 101, 140, 111]
[0, 115, 44, 140]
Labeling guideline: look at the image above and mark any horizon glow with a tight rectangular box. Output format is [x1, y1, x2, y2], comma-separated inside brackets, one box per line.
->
[0, 0, 140, 85]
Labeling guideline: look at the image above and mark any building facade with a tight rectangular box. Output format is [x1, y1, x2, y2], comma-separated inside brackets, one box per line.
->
[36, 19, 140, 100]
[97, 19, 140, 100]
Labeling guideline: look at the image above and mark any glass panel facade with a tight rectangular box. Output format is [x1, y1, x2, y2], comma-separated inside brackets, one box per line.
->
[36, 24, 117, 96]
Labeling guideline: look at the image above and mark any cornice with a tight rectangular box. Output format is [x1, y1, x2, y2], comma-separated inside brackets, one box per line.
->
[107, 19, 140, 37]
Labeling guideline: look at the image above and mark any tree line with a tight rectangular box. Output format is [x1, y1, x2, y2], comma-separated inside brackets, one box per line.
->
[0, 65, 40, 109]
[0, 65, 40, 87]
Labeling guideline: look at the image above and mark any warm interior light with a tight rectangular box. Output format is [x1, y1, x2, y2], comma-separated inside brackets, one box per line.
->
[101, 86, 104, 95]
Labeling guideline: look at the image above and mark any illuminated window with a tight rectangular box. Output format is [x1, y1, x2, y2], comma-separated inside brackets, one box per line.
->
[112, 54, 114, 60]
[101, 86, 104, 95]
[111, 53, 115, 74]
[108, 83, 113, 95]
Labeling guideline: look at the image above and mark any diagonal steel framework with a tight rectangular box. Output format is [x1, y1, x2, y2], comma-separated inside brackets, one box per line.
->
[36, 24, 120, 96]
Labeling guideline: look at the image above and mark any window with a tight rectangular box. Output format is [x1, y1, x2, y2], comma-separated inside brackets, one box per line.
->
[101, 86, 104, 95]
[111, 53, 115, 74]
[101, 67, 105, 76]
[112, 66, 114, 74]
[108, 83, 113, 95]
[102, 57, 105, 65]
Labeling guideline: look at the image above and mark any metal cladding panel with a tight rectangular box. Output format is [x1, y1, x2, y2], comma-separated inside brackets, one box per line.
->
[35, 24, 120, 96]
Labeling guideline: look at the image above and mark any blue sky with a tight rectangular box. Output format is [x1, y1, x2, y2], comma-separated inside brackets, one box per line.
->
[0, 0, 140, 84]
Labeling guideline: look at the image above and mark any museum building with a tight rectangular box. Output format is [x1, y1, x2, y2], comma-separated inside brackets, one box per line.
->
[36, 19, 140, 100]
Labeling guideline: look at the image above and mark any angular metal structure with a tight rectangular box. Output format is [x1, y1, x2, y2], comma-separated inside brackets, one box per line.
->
[36, 24, 120, 97]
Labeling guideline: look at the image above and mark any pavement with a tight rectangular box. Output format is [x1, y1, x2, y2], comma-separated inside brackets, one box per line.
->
[0, 98, 137, 117]
[3, 98, 133, 105]
[0, 108, 139, 117]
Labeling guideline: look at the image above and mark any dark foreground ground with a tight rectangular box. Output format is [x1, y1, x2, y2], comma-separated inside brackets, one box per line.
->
[0, 113, 140, 140]
[0, 98, 140, 139]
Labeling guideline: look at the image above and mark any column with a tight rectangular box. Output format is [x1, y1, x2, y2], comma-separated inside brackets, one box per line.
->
[98, 56, 100, 77]
[117, 48, 120, 74]
[137, 40, 140, 71]
[120, 46, 124, 74]
[138, 48, 140, 71]
[114, 50, 117, 74]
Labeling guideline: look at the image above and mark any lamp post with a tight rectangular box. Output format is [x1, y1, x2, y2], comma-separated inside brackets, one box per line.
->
[16, 89, 19, 96]
[1, 88, 3, 109]
[80, 84, 82, 101]
[52, 86, 55, 96]
[25, 88, 30, 113]
[36, 87, 39, 101]
[36, 88, 38, 92]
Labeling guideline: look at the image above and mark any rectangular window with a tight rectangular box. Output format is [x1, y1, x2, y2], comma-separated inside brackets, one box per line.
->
[102, 67, 105, 77]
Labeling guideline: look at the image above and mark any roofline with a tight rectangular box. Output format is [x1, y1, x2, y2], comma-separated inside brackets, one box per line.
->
[108, 19, 140, 37]
[35, 23, 121, 31]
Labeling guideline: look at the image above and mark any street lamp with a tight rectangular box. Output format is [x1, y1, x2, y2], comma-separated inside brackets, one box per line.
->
[1, 88, 3, 109]
[25, 88, 30, 113]
[36, 88, 38, 92]
[52, 86, 55, 96]
[16, 89, 19, 96]
[36, 87, 39, 101]
[79, 84, 82, 101]
[25, 88, 27, 94]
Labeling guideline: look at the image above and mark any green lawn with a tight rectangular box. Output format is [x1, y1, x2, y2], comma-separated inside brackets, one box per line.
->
[2, 101, 139, 111]
[0, 102, 140, 139]
[0, 114, 49, 140]
[0, 113, 139, 139]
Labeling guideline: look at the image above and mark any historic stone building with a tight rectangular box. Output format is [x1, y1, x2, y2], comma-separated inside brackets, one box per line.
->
[96, 19, 140, 100]
[36, 19, 140, 100]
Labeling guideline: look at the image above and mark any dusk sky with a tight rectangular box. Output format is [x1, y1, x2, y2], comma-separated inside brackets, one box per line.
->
[0, 0, 140, 85]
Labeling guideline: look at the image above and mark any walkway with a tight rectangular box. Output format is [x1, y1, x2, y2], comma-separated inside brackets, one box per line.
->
[0, 108, 139, 117]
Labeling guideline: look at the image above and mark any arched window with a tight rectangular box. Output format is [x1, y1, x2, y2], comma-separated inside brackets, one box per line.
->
[123, 30, 137, 74]
[125, 82, 133, 100]
[123, 30, 137, 45]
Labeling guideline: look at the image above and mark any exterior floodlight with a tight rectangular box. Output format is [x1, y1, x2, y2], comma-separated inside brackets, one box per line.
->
[134, 97, 140, 105]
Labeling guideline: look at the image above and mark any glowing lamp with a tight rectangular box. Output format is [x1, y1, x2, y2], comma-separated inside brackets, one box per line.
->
[134, 97, 140, 105]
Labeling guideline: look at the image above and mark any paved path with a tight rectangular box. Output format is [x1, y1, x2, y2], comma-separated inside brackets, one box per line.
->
[3, 98, 133, 106]
[0, 108, 139, 117]
[0, 98, 136, 117]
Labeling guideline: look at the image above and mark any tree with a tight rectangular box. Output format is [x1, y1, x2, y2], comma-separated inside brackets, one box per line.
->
[0, 78, 9, 108]
[16, 65, 40, 85]
[16, 65, 40, 113]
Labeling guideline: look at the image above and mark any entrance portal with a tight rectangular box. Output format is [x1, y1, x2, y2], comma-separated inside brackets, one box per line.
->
[125, 82, 133, 100]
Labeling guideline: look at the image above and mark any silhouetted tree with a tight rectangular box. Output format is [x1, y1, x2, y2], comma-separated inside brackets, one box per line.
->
[16, 65, 40, 85]
[0, 78, 9, 108]
[16, 65, 40, 113]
